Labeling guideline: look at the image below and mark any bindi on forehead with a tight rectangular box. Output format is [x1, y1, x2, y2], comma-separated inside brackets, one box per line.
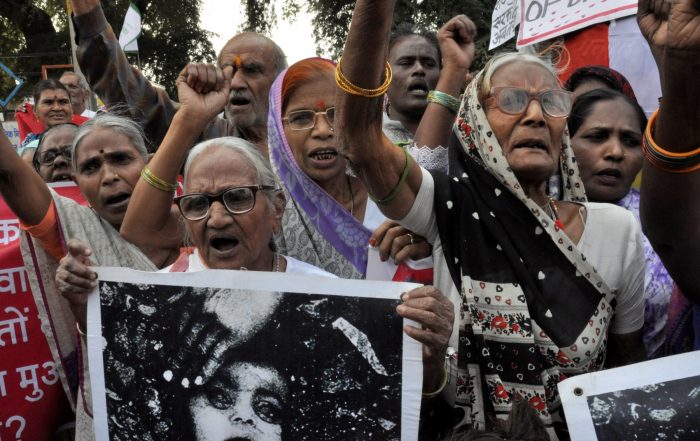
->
[316, 99, 325, 109]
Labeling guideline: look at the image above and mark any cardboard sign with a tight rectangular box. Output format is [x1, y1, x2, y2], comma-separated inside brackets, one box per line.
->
[490, 0, 520, 50]
[517, 0, 637, 47]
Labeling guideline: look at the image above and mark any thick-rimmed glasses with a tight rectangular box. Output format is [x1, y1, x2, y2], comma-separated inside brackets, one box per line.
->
[38, 145, 72, 165]
[283, 107, 335, 131]
[486, 87, 573, 118]
[174, 185, 277, 221]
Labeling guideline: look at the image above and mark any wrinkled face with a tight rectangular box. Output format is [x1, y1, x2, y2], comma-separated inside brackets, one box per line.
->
[72, 127, 145, 227]
[37, 126, 75, 182]
[59, 73, 88, 110]
[283, 73, 346, 185]
[484, 61, 567, 183]
[219, 35, 278, 132]
[184, 147, 283, 270]
[571, 98, 643, 202]
[36, 89, 72, 127]
[190, 362, 288, 441]
[386, 35, 440, 121]
[572, 78, 612, 100]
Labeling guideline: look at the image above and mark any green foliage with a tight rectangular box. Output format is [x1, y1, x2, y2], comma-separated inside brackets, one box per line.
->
[0, 0, 215, 108]
[242, 0, 503, 70]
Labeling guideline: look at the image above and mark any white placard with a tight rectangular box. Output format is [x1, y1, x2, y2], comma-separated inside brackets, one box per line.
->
[490, 0, 520, 50]
[88, 267, 423, 441]
[560, 351, 700, 440]
[516, 0, 637, 48]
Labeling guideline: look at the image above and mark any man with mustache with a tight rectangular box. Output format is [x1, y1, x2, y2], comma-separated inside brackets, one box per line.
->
[70, 0, 286, 155]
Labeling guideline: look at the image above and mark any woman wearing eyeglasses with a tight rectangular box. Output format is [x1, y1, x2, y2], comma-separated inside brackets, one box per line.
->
[270, 57, 434, 280]
[335, 2, 646, 438]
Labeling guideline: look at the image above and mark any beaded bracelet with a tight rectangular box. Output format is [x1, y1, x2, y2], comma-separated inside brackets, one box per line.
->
[368, 147, 410, 204]
[335, 57, 393, 98]
[641, 109, 700, 173]
[140, 166, 178, 192]
[427, 90, 460, 114]
[422, 366, 448, 399]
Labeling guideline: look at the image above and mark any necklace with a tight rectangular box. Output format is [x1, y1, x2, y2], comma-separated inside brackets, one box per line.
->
[272, 252, 280, 272]
[345, 174, 355, 216]
[547, 196, 565, 230]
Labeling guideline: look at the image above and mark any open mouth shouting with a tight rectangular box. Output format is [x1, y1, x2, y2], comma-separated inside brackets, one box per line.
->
[103, 192, 131, 212]
[308, 148, 339, 168]
[229, 93, 252, 109]
[407, 80, 429, 97]
[208, 234, 240, 257]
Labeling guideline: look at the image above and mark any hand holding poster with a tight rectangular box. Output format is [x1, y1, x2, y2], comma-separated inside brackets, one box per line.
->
[516, 0, 638, 47]
[87, 268, 423, 440]
[560, 351, 700, 440]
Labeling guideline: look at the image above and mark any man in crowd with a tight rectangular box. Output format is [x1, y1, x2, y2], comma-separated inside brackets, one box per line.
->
[59, 71, 97, 118]
[70, 0, 286, 154]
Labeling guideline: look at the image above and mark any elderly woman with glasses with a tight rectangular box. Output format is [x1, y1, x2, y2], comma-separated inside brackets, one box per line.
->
[334, 1, 646, 439]
[269, 57, 434, 280]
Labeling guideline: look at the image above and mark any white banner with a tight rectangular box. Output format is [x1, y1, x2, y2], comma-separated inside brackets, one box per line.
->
[560, 351, 700, 440]
[118, 2, 141, 53]
[489, 0, 520, 50]
[516, 0, 637, 47]
[87, 268, 423, 441]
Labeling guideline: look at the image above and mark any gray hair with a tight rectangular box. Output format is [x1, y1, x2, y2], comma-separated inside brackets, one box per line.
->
[71, 114, 148, 172]
[60, 71, 88, 90]
[480, 52, 559, 96]
[183, 137, 278, 191]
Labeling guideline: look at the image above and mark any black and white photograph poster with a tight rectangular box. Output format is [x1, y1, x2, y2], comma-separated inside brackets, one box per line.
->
[559, 351, 700, 441]
[86, 267, 423, 441]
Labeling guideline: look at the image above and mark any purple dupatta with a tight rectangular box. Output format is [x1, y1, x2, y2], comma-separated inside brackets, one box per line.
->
[268, 60, 371, 276]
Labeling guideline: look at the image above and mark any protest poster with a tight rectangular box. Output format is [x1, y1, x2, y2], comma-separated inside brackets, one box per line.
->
[87, 267, 424, 441]
[516, 0, 637, 47]
[489, 0, 520, 50]
[0, 182, 86, 440]
[559, 351, 700, 441]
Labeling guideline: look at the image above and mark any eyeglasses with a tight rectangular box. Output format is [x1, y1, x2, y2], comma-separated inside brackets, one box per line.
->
[174, 185, 277, 221]
[39, 146, 72, 165]
[283, 107, 335, 131]
[487, 87, 573, 118]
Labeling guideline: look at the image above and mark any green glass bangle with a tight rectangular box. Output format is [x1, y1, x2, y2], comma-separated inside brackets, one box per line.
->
[427, 90, 460, 114]
[422, 366, 448, 399]
[369, 147, 410, 204]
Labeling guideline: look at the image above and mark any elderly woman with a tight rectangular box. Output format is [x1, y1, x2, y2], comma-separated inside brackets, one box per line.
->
[30, 123, 79, 183]
[109, 62, 454, 403]
[269, 57, 434, 279]
[335, 1, 646, 438]
[569, 89, 674, 358]
[0, 112, 160, 439]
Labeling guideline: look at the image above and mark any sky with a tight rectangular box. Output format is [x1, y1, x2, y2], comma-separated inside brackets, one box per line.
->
[200, 0, 319, 64]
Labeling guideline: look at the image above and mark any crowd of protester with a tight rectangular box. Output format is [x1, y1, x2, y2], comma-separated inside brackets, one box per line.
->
[0, 0, 698, 439]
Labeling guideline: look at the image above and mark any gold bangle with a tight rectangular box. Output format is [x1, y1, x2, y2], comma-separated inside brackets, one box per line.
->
[422, 366, 448, 399]
[140, 166, 178, 192]
[335, 57, 392, 98]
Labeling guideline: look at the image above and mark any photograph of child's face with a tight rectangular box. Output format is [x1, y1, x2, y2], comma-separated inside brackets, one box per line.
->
[190, 362, 288, 441]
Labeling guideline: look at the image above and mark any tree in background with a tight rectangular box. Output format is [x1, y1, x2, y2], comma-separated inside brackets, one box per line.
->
[241, 0, 500, 69]
[0, 0, 215, 109]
